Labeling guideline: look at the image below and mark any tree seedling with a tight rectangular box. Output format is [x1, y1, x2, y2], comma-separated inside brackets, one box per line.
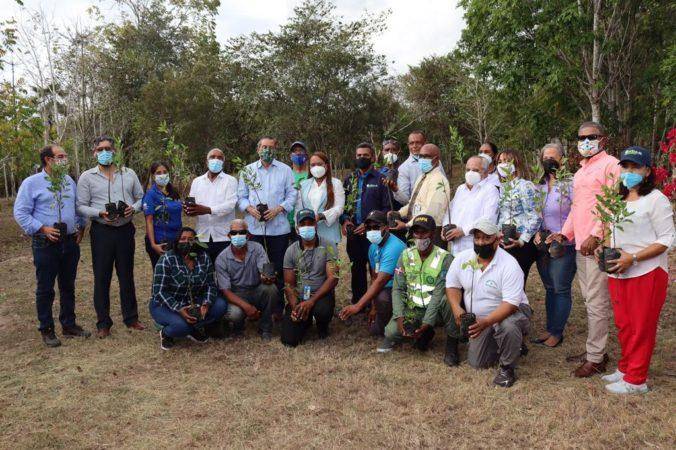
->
[46, 160, 70, 242]
[593, 176, 633, 273]
[459, 257, 481, 342]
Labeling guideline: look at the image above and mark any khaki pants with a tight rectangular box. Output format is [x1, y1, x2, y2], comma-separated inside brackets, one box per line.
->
[576, 252, 611, 363]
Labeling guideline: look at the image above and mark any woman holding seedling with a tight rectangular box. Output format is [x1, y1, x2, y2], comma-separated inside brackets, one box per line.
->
[597, 146, 674, 395]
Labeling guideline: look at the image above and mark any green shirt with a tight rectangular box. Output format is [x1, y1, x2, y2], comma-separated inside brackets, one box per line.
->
[288, 170, 309, 228]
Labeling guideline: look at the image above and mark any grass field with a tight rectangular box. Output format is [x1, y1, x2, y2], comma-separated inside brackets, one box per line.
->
[0, 199, 674, 449]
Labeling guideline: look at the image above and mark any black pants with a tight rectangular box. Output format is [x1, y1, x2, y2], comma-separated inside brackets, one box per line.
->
[206, 238, 230, 264]
[506, 238, 538, 284]
[280, 292, 335, 347]
[346, 233, 370, 304]
[144, 235, 162, 269]
[90, 222, 138, 330]
[31, 235, 80, 331]
[251, 234, 289, 310]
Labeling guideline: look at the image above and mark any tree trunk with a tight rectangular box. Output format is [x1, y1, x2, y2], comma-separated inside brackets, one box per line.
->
[590, 0, 602, 123]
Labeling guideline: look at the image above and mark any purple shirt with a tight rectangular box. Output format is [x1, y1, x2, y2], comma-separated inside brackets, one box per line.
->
[538, 179, 573, 234]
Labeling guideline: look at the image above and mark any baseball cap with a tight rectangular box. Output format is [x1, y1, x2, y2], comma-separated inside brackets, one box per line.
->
[470, 217, 499, 236]
[364, 210, 387, 226]
[619, 146, 651, 167]
[290, 141, 307, 152]
[410, 214, 436, 232]
[295, 208, 316, 223]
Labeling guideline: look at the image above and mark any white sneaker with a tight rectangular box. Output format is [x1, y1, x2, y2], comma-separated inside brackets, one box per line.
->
[601, 369, 625, 383]
[377, 338, 395, 353]
[605, 379, 649, 395]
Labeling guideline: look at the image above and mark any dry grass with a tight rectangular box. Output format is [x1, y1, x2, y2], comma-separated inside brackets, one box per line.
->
[0, 198, 674, 449]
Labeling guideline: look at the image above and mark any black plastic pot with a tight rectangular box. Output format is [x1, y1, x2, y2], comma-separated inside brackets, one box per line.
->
[187, 305, 202, 322]
[117, 201, 129, 216]
[443, 223, 457, 235]
[261, 262, 276, 278]
[403, 321, 418, 336]
[345, 223, 355, 238]
[548, 240, 564, 259]
[387, 211, 401, 229]
[598, 247, 622, 273]
[502, 224, 517, 244]
[256, 203, 269, 222]
[184, 196, 196, 206]
[536, 230, 550, 253]
[105, 202, 119, 220]
[53, 222, 67, 242]
[459, 312, 477, 343]
[386, 167, 398, 182]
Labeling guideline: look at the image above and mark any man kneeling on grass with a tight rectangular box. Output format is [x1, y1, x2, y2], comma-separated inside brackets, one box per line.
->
[445, 218, 532, 387]
[281, 209, 339, 346]
[377, 215, 461, 363]
[149, 227, 227, 350]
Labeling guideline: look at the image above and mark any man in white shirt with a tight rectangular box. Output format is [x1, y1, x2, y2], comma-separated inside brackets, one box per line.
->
[186, 148, 238, 262]
[442, 156, 500, 255]
[445, 218, 531, 388]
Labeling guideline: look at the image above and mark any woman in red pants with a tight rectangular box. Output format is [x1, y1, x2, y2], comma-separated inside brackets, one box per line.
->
[599, 146, 674, 395]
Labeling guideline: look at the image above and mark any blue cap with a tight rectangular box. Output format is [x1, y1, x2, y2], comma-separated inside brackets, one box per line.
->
[619, 146, 651, 167]
[290, 141, 307, 152]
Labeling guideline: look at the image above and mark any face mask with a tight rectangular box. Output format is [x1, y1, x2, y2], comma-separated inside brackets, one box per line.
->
[298, 226, 316, 241]
[155, 173, 170, 187]
[356, 157, 371, 170]
[577, 139, 600, 158]
[620, 172, 643, 189]
[54, 158, 69, 168]
[310, 165, 326, 178]
[383, 153, 398, 165]
[497, 162, 515, 178]
[230, 234, 247, 248]
[208, 159, 223, 173]
[260, 148, 274, 163]
[414, 237, 431, 252]
[97, 150, 113, 166]
[418, 158, 434, 173]
[479, 153, 492, 165]
[291, 154, 307, 166]
[542, 159, 560, 174]
[366, 229, 383, 245]
[465, 170, 482, 186]
[176, 242, 192, 256]
[474, 242, 497, 259]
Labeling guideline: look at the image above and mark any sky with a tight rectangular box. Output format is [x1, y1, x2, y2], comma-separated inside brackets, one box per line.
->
[1, 0, 465, 74]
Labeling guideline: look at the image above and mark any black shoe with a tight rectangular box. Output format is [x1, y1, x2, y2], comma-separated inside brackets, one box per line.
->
[160, 330, 174, 350]
[204, 320, 226, 340]
[41, 328, 61, 348]
[493, 365, 516, 388]
[444, 337, 460, 367]
[317, 327, 329, 340]
[62, 324, 91, 338]
[414, 328, 435, 351]
[520, 343, 529, 356]
[187, 328, 209, 344]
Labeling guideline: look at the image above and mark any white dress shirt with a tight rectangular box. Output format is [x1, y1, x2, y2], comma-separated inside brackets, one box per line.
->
[296, 177, 345, 227]
[443, 177, 500, 255]
[189, 171, 238, 242]
[484, 171, 501, 189]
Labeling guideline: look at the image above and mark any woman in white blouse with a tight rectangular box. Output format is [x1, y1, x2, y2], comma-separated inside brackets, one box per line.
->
[296, 151, 345, 245]
[598, 146, 674, 395]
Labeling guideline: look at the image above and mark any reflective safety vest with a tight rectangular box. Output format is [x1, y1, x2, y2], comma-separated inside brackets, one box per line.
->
[401, 246, 449, 307]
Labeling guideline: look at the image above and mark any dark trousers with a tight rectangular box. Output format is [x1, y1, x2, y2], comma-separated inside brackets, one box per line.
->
[281, 292, 335, 347]
[346, 233, 370, 304]
[225, 285, 278, 334]
[31, 235, 80, 331]
[251, 234, 289, 309]
[149, 297, 228, 338]
[90, 222, 138, 330]
[144, 235, 162, 268]
[368, 288, 392, 336]
[506, 238, 538, 284]
[206, 238, 230, 264]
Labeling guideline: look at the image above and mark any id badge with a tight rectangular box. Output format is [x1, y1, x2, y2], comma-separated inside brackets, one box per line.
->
[375, 262, 380, 273]
[303, 285, 312, 301]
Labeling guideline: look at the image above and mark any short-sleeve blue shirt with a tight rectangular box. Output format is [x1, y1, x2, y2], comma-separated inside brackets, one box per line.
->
[369, 233, 406, 288]
[142, 184, 183, 244]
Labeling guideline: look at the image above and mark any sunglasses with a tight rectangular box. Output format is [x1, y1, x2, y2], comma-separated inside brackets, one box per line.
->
[577, 134, 601, 141]
[229, 230, 247, 236]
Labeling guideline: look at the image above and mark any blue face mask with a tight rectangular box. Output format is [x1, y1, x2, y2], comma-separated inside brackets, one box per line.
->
[97, 150, 113, 166]
[366, 229, 383, 245]
[208, 159, 223, 173]
[291, 154, 307, 167]
[230, 234, 247, 248]
[418, 157, 433, 173]
[620, 171, 643, 189]
[298, 226, 316, 241]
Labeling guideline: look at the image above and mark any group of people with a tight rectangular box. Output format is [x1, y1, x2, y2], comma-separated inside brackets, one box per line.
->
[14, 121, 673, 393]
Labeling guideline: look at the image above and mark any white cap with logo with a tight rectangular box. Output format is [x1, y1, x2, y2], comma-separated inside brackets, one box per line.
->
[470, 217, 499, 236]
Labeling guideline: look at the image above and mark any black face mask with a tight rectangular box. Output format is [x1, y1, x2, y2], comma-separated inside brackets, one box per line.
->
[356, 157, 371, 170]
[542, 159, 560, 174]
[474, 242, 497, 259]
[176, 242, 192, 257]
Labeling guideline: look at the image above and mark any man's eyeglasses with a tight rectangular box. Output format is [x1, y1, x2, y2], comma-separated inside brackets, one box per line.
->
[577, 134, 601, 141]
[229, 230, 247, 236]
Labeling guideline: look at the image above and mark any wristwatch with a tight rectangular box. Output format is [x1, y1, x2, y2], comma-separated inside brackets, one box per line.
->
[631, 254, 638, 266]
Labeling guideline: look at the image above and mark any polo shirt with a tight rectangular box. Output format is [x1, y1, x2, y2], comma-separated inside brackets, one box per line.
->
[283, 238, 336, 294]
[142, 184, 182, 243]
[215, 241, 269, 291]
[368, 234, 406, 288]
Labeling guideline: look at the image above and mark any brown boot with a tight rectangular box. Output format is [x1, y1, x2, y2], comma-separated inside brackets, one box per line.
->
[126, 321, 146, 331]
[96, 327, 111, 339]
[573, 358, 608, 378]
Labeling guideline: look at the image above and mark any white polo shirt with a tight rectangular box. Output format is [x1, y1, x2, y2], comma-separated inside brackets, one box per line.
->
[445, 247, 527, 318]
[188, 171, 239, 242]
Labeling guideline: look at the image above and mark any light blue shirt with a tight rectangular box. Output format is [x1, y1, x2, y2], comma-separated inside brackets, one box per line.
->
[368, 234, 407, 288]
[394, 155, 445, 204]
[14, 170, 85, 236]
[237, 159, 297, 236]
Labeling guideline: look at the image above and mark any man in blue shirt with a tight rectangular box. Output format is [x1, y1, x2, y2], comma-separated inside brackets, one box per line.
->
[339, 210, 405, 335]
[13, 145, 90, 347]
[340, 143, 392, 304]
[237, 136, 297, 314]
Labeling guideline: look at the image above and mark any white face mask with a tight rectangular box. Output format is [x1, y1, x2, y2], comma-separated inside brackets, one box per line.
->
[310, 165, 326, 179]
[465, 170, 482, 186]
[497, 162, 515, 178]
[383, 153, 398, 165]
[577, 139, 600, 158]
[478, 153, 492, 165]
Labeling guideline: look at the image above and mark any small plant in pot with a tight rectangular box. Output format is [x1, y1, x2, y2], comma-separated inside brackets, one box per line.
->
[344, 172, 360, 237]
[402, 309, 420, 336]
[46, 159, 70, 242]
[459, 257, 481, 343]
[233, 156, 267, 221]
[435, 180, 455, 236]
[593, 179, 634, 273]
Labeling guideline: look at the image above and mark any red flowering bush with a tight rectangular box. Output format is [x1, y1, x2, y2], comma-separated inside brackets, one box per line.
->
[655, 127, 675, 201]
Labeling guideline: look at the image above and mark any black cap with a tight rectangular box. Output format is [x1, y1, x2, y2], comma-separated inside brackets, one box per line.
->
[410, 214, 436, 232]
[619, 146, 651, 167]
[364, 210, 387, 225]
[295, 208, 316, 223]
[290, 141, 307, 152]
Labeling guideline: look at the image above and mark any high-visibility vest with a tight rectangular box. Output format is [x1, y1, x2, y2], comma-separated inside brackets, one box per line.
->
[401, 246, 448, 307]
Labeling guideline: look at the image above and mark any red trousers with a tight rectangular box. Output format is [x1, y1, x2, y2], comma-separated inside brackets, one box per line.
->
[608, 268, 668, 385]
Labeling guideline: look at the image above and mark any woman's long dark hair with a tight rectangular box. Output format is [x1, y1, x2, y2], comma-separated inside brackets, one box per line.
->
[619, 167, 656, 199]
[496, 148, 527, 179]
[307, 151, 335, 210]
[148, 161, 180, 200]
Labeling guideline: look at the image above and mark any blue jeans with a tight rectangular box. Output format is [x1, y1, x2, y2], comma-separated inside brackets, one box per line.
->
[536, 245, 576, 338]
[32, 235, 80, 331]
[149, 297, 228, 338]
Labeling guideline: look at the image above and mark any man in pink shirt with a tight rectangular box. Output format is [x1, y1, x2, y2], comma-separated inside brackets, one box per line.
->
[549, 121, 620, 377]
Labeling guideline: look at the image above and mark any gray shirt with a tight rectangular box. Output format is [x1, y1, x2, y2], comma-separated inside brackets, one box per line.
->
[215, 241, 269, 291]
[283, 238, 336, 294]
[76, 166, 144, 226]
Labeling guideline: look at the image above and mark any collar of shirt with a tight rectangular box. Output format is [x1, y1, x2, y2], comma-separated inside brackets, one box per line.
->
[225, 244, 254, 263]
[579, 150, 609, 168]
[255, 159, 281, 171]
